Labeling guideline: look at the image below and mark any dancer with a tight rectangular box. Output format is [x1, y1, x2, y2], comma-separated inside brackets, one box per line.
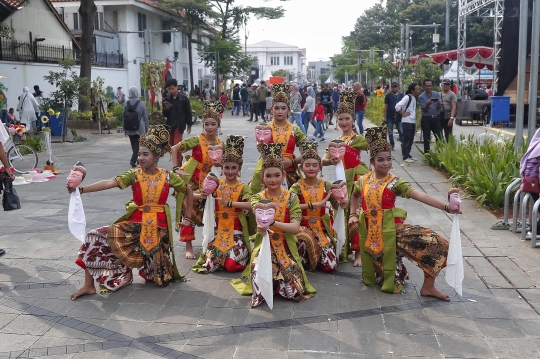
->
[349, 126, 460, 300]
[171, 100, 224, 259]
[322, 91, 369, 265]
[232, 143, 315, 307]
[290, 141, 343, 272]
[192, 135, 252, 273]
[69, 125, 193, 300]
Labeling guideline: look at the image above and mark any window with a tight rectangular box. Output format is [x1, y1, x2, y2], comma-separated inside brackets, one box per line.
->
[198, 69, 203, 90]
[196, 34, 202, 51]
[138, 13, 146, 38]
[162, 22, 171, 43]
[183, 68, 189, 87]
[270, 56, 279, 66]
[94, 12, 103, 30]
[182, 32, 188, 48]
[73, 13, 79, 30]
[284, 56, 293, 66]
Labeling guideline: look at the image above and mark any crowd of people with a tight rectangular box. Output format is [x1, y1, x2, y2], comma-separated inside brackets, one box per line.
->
[64, 79, 461, 309]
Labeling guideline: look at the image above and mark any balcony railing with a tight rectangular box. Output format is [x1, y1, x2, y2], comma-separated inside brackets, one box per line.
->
[0, 39, 124, 68]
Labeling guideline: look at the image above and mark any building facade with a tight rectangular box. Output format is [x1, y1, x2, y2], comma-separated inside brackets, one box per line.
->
[307, 60, 330, 84]
[246, 40, 306, 83]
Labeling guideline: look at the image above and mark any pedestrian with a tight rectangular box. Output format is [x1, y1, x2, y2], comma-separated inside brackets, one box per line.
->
[220, 92, 227, 107]
[256, 81, 269, 119]
[440, 78, 457, 142]
[0, 117, 15, 257]
[105, 86, 116, 108]
[0, 87, 8, 124]
[289, 83, 307, 134]
[123, 87, 149, 168]
[232, 83, 241, 116]
[33, 85, 44, 132]
[203, 84, 211, 100]
[7, 108, 18, 125]
[248, 84, 259, 122]
[17, 87, 40, 135]
[486, 84, 493, 100]
[310, 98, 326, 142]
[375, 85, 385, 97]
[194, 84, 201, 99]
[302, 86, 316, 135]
[240, 83, 249, 116]
[418, 79, 442, 153]
[265, 91, 272, 122]
[162, 78, 193, 166]
[396, 82, 421, 163]
[353, 82, 367, 134]
[332, 84, 340, 117]
[116, 87, 125, 105]
[383, 82, 404, 150]
[319, 85, 334, 125]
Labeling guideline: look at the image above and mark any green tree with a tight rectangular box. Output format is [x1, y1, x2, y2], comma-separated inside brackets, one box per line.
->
[271, 69, 287, 77]
[319, 73, 329, 84]
[77, 0, 97, 112]
[403, 58, 443, 85]
[331, 39, 362, 83]
[199, 36, 255, 80]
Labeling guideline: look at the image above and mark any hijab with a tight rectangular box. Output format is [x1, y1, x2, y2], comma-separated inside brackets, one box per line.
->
[307, 86, 314, 98]
[291, 83, 300, 97]
[520, 127, 540, 177]
[23, 87, 29, 93]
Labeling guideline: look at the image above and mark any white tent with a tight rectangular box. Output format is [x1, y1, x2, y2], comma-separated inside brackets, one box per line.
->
[325, 73, 335, 84]
[441, 61, 475, 81]
[471, 68, 493, 80]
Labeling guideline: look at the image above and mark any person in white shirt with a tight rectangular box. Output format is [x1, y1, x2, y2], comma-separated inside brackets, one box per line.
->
[395, 83, 421, 163]
[17, 87, 40, 134]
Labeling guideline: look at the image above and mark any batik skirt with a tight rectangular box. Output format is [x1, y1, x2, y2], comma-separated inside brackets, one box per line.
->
[201, 231, 249, 273]
[296, 227, 337, 272]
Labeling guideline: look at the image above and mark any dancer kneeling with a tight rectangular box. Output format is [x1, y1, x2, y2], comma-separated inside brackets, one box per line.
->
[290, 141, 343, 272]
[349, 127, 461, 300]
[69, 125, 193, 300]
[232, 143, 315, 307]
[192, 135, 252, 273]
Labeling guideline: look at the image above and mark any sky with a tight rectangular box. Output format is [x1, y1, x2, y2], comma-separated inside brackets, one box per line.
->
[233, 0, 376, 62]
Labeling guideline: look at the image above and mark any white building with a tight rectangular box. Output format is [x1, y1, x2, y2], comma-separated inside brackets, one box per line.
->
[246, 40, 306, 83]
[51, 0, 215, 92]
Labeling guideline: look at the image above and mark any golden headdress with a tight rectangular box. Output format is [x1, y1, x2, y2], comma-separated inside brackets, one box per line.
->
[298, 141, 321, 166]
[202, 100, 224, 124]
[260, 142, 284, 172]
[139, 124, 172, 158]
[365, 126, 392, 158]
[335, 91, 356, 117]
[271, 84, 291, 107]
[221, 135, 246, 167]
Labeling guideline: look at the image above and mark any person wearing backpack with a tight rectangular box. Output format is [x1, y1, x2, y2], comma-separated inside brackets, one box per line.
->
[395, 83, 421, 163]
[123, 86, 149, 167]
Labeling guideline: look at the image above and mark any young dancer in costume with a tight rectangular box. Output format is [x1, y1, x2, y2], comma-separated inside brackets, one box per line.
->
[232, 143, 315, 307]
[69, 125, 193, 300]
[171, 100, 224, 259]
[290, 141, 344, 272]
[192, 135, 252, 273]
[349, 126, 460, 300]
[322, 91, 369, 265]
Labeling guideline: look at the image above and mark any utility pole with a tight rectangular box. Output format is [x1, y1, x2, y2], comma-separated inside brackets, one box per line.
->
[446, 0, 450, 47]
[527, 0, 539, 143]
[514, 0, 529, 150]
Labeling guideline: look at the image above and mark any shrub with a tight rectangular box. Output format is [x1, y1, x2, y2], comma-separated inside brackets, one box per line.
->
[22, 135, 44, 153]
[421, 133, 526, 210]
[190, 98, 203, 116]
[109, 103, 124, 120]
[364, 96, 384, 126]
[69, 110, 93, 121]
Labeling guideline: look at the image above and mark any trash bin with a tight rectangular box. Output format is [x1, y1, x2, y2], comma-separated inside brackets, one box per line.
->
[49, 114, 63, 136]
[490, 96, 511, 127]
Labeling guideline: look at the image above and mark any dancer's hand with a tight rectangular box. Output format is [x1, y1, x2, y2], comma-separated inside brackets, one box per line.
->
[174, 168, 189, 177]
[313, 193, 332, 208]
[339, 201, 348, 209]
[348, 216, 358, 225]
[330, 157, 340, 165]
[66, 185, 76, 194]
[257, 225, 270, 236]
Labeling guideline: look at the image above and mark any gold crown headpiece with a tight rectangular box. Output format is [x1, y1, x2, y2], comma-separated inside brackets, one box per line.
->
[365, 126, 392, 158]
[202, 100, 224, 124]
[139, 124, 172, 158]
[260, 142, 284, 172]
[336, 91, 356, 117]
[298, 141, 321, 166]
[221, 135, 246, 167]
[271, 84, 291, 107]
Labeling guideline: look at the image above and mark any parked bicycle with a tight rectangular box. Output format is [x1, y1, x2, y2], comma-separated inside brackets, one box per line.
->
[3, 125, 38, 174]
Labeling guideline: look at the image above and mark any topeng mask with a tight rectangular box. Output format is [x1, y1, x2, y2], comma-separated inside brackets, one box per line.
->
[331, 180, 348, 203]
[255, 124, 273, 144]
[207, 143, 224, 165]
[448, 188, 461, 211]
[67, 161, 86, 188]
[202, 172, 219, 195]
[328, 140, 346, 160]
[253, 200, 277, 227]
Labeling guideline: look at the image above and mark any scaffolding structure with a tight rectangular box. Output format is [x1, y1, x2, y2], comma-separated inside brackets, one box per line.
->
[457, 0, 504, 94]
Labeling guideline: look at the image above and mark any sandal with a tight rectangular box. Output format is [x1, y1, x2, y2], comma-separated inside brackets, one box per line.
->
[491, 221, 511, 230]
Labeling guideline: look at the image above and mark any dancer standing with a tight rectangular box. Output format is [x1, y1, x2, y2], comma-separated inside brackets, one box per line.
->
[69, 125, 193, 300]
[322, 91, 369, 265]
[349, 126, 459, 299]
[192, 135, 252, 273]
[171, 100, 224, 259]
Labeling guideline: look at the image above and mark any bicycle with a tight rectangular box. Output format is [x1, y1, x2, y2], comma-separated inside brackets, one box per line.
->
[3, 126, 38, 174]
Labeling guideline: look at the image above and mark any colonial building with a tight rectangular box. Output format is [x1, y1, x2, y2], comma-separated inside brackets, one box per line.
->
[307, 60, 330, 84]
[246, 40, 307, 83]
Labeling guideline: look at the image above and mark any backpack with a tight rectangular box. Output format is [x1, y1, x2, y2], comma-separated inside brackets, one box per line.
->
[123, 100, 140, 131]
[395, 95, 412, 123]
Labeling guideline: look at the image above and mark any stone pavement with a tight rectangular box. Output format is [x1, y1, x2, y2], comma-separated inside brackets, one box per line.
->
[1, 112, 540, 359]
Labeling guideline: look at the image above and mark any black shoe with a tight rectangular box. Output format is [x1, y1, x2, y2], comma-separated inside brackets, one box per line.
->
[328, 122, 334, 125]
[254, 119, 259, 122]
[0, 249, 5, 256]
[247, 119, 253, 122]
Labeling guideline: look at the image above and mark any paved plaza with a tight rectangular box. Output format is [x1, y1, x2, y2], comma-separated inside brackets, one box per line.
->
[1, 113, 540, 359]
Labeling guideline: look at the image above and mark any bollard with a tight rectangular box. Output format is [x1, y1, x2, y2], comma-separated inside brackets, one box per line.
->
[504, 178, 522, 227]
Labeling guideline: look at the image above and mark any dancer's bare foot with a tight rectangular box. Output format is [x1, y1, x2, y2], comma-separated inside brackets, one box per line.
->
[353, 251, 362, 267]
[185, 242, 197, 259]
[70, 285, 96, 300]
[420, 277, 450, 301]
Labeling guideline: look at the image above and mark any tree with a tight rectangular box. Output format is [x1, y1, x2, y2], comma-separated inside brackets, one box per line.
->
[318, 73, 329, 84]
[271, 69, 287, 77]
[159, 0, 216, 92]
[331, 39, 362, 83]
[77, 0, 97, 111]
[199, 36, 255, 80]
[403, 58, 443, 85]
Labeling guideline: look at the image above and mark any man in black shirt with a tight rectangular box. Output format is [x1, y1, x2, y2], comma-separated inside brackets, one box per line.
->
[383, 82, 404, 150]
[319, 85, 334, 125]
[162, 78, 193, 165]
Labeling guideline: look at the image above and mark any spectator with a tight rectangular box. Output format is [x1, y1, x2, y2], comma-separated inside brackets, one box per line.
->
[123, 87, 149, 168]
[375, 85, 385, 97]
[6, 108, 18, 125]
[220, 92, 227, 108]
[418, 79, 442, 153]
[383, 82, 404, 150]
[203, 84, 211, 100]
[162, 78, 193, 165]
[440, 78, 457, 142]
[256, 80, 269, 119]
[105, 86, 116, 108]
[486, 84, 493, 100]
[396, 83, 421, 163]
[332, 84, 340, 116]
[302, 86, 316, 136]
[353, 82, 367, 134]
[310, 97, 326, 142]
[265, 91, 272, 122]
[194, 85, 201, 99]
[363, 84, 370, 98]
[17, 87, 40, 135]
[232, 83, 241, 116]
[116, 87, 125, 104]
[247, 84, 259, 122]
[319, 85, 334, 125]
[0, 87, 8, 124]
[33, 85, 44, 132]
[240, 83, 249, 116]
[289, 83, 307, 134]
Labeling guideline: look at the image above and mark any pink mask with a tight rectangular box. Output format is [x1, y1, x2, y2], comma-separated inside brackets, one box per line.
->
[448, 188, 461, 211]
[253, 201, 277, 227]
[328, 141, 346, 160]
[207, 144, 224, 165]
[202, 173, 219, 195]
[331, 180, 348, 202]
[255, 125, 272, 144]
[67, 170, 84, 188]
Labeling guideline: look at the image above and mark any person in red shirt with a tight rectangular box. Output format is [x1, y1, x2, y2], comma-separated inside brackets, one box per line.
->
[310, 98, 326, 142]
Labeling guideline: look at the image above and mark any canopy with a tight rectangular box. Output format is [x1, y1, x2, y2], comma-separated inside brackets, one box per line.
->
[325, 73, 335, 84]
[404, 47, 494, 70]
[441, 61, 475, 81]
